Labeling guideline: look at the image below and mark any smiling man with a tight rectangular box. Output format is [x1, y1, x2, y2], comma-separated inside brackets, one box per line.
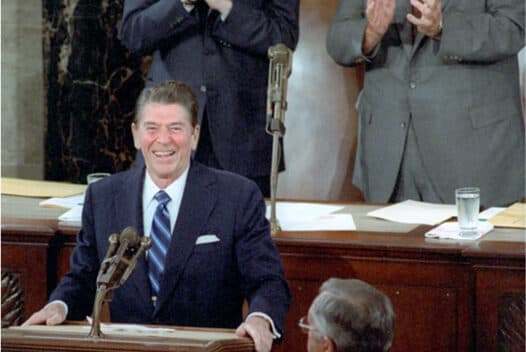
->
[23, 81, 290, 352]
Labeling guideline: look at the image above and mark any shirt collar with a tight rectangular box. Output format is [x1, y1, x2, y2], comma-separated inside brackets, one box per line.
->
[143, 167, 190, 205]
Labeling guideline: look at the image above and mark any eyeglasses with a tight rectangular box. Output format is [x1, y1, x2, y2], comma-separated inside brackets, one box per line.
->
[298, 316, 318, 334]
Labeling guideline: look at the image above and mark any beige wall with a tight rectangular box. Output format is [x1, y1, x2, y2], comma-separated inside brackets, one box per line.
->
[1, 0, 46, 179]
[278, 0, 362, 201]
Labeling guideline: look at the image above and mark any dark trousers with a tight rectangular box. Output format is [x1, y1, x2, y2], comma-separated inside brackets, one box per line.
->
[389, 117, 442, 203]
[194, 111, 270, 198]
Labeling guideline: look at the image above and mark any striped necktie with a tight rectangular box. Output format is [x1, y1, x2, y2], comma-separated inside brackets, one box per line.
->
[148, 190, 171, 304]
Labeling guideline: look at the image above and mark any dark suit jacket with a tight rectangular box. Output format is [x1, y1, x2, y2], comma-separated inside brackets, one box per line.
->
[120, 0, 299, 177]
[49, 162, 290, 333]
[327, 0, 525, 207]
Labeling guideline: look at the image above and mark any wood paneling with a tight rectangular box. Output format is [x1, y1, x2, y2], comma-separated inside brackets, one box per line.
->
[2, 198, 524, 351]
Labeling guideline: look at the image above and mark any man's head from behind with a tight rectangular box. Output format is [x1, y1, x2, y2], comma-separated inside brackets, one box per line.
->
[132, 81, 200, 188]
[305, 278, 395, 352]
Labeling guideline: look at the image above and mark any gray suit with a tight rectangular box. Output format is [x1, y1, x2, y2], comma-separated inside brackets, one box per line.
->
[327, 0, 525, 207]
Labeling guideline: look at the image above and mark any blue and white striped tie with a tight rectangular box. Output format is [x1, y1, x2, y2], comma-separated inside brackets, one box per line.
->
[148, 190, 171, 305]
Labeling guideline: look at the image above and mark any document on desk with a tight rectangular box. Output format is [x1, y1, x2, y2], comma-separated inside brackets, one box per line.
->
[367, 200, 456, 225]
[488, 203, 526, 228]
[266, 202, 356, 231]
[40, 194, 85, 209]
[58, 205, 83, 226]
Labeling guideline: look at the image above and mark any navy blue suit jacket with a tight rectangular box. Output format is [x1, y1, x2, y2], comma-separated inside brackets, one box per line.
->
[120, 0, 299, 177]
[50, 162, 290, 333]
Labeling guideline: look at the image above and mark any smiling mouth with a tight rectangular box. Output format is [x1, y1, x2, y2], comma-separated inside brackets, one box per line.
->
[153, 151, 176, 157]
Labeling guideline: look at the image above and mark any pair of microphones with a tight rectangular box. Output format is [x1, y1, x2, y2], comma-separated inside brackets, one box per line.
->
[89, 227, 151, 337]
[97, 227, 151, 291]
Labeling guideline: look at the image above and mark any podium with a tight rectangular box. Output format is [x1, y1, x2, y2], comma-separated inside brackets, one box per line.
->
[1, 323, 254, 352]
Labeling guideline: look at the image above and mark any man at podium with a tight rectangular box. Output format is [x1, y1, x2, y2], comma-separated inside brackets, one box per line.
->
[23, 81, 290, 352]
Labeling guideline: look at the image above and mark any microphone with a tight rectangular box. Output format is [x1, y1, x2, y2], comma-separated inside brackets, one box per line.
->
[96, 226, 147, 289]
[266, 43, 293, 137]
[89, 227, 151, 338]
[265, 43, 293, 236]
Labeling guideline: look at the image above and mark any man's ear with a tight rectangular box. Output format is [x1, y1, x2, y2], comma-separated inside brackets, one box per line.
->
[322, 336, 337, 352]
[131, 122, 140, 150]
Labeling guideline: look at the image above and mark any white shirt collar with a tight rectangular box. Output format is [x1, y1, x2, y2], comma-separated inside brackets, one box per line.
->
[142, 166, 190, 236]
[143, 167, 189, 205]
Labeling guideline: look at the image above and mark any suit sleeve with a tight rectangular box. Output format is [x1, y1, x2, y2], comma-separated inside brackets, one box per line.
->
[211, 0, 299, 57]
[234, 182, 290, 335]
[120, 0, 198, 55]
[439, 0, 524, 62]
[326, 0, 369, 67]
[48, 186, 99, 320]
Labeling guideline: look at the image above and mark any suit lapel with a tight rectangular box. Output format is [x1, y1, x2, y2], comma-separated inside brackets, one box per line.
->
[154, 163, 217, 314]
[114, 167, 152, 306]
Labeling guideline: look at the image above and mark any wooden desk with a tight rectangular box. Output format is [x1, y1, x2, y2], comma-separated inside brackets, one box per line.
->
[2, 196, 525, 352]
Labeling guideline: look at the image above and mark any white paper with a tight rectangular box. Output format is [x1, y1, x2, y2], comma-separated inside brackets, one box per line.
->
[266, 202, 353, 231]
[86, 316, 176, 333]
[425, 221, 494, 240]
[58, 205, 83, 225]
[266, 202, 344, 220]
[478, 207, 505, 220]
[279, 214, 356, 231]
[367, 200, 457, 225]
[40, 194, 85, 209]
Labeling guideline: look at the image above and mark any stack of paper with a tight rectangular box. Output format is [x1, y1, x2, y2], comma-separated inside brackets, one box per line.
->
[38, 193, 85, 226]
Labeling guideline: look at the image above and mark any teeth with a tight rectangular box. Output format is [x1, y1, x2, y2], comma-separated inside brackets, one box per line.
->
[154, 151, 175, 156]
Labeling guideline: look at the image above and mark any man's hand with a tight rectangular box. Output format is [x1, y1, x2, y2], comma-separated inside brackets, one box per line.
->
[363, 0, 396, 54]
[407, 0, 442, 38]
[235, 316, 274, 352]
[22, 302, 66, 326]
[205, 0, 233, 18]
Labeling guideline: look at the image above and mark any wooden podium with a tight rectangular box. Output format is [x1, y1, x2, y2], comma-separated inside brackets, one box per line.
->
[1, 323, 255, 352]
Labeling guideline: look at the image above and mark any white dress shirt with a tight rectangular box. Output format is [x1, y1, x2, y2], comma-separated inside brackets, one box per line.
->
[142, 168, 188, 237]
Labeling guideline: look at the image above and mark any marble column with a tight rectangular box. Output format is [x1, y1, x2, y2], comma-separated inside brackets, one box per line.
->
[43, 0, 150, 183]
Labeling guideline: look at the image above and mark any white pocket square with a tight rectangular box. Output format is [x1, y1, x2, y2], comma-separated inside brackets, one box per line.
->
[195, 234, 220, 245]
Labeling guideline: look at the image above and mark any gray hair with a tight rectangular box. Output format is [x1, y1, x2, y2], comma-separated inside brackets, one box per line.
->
[134, 80, 199, 126]
[309, 278, 395, 352]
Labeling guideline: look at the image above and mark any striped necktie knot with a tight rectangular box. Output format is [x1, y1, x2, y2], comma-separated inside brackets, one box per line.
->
[155, 190, 171, 207]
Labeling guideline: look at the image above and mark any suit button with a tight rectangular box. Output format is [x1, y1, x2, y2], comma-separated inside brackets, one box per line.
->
[401, 122, 406, 128]
[200, 85, 207, 93]
[409, 82, 416, 89]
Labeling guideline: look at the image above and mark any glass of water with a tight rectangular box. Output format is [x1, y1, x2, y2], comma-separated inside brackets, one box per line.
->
[455, 187, 480, 236]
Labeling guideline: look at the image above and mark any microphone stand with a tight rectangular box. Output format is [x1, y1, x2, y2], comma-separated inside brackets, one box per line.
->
[88, 230, 151, 338]
[266, 44, 293, 236]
